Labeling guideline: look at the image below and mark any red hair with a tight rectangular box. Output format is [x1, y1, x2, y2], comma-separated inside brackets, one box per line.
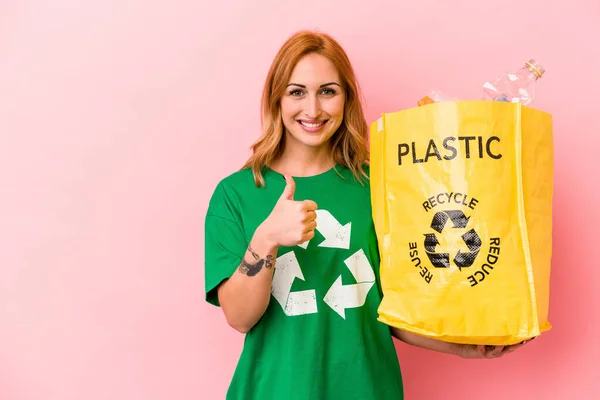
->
[241, 30, 369, 187]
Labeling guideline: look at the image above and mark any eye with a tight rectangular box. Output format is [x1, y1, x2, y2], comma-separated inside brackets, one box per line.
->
[288, 89, 304, 97]
[320, 87, 337, 96]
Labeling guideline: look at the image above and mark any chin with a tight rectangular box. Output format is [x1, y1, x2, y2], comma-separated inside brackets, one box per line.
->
[291, 131, 333, 148]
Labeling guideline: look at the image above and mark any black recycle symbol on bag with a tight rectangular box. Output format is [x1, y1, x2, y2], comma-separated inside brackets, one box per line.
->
[423, 210, 482, 271]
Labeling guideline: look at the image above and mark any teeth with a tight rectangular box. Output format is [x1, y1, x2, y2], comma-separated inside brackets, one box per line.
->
[300, 121, 325, 128]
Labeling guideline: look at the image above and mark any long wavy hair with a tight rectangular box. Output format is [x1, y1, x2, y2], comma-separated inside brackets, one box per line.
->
[241, 30, 370, 187]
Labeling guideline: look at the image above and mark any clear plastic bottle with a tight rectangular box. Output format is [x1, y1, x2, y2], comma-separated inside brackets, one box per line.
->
[482, 59, 545, 106]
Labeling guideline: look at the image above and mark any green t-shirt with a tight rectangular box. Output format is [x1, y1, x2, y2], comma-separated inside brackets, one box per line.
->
[204, 165, 404, 400]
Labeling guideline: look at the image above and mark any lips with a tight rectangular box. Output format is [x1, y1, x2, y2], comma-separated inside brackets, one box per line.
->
[297, 119, 328, 133]
[298, 120, 326, 128]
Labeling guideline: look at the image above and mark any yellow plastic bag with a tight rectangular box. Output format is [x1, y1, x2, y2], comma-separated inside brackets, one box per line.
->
[370, 100, 553, 345]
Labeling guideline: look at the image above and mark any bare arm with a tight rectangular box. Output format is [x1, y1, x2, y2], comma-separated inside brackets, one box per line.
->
[390, 327, 463, 356]
[216, 175, 316, 333]
[217, 227, 278, 333]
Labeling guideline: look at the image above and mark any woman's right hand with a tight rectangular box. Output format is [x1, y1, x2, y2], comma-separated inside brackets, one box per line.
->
[257, 175, 318, 247]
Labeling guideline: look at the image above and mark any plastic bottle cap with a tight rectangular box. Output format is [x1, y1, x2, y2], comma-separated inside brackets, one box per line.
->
[525, 59, 545, 78]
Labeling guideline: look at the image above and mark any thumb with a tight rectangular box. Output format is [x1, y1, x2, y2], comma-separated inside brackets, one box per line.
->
[280, 174, 295, 200]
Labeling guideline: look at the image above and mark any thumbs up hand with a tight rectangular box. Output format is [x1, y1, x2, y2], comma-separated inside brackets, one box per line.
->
[258, 175, 318, 248]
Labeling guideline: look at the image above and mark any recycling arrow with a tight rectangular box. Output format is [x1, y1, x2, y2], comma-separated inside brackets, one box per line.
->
[424, 233, 440, 252]
[272, 208, 374, 320]
[298, 209, 351, 250]
[271, 251, 318, 316]
[424, 232, 450, 268]
[323, 249, 375, 319]
[454, 229, 482, 270]
[431, 210, 470, 233]
[424, 210, 481, 270]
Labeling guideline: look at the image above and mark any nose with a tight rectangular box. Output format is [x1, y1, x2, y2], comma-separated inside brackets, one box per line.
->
[304, 94, 322, 119]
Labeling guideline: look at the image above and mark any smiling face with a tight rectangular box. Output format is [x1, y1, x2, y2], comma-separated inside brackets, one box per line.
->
[280, 53, 345, 153]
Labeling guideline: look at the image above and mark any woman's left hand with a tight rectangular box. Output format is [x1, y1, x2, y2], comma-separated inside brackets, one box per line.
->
[391, 327, 534, 359]
[458, 340, 533, 359]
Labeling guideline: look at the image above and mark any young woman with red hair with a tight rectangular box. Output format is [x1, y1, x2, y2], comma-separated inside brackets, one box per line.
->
[204, 30, 527, 400]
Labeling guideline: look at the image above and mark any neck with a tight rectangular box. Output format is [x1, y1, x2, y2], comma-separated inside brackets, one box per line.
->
[271, 139, 334, 177]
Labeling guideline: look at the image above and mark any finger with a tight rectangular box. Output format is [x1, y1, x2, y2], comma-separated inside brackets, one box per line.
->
[303, 210, 317, 223]
[490, 346, 505, 357]
[483, 346, 497, 358]
[303, 220, 317, 234]
[301, 229, 315, 243]
[502, 344, 521, 354]
[301, 200, 318, 211]
[476, 345, 487, 357]
[502, 340, 527, 354]
[280, 175, 295, 200]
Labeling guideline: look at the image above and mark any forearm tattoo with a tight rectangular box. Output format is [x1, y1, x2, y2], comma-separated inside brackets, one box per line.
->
[238, 244, 275, 277]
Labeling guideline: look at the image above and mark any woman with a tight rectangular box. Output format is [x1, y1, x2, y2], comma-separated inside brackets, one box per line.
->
[204, 30, 526, 400]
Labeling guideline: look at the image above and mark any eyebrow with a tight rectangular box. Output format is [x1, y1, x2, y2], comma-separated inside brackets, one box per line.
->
[286, 82, 341, 88]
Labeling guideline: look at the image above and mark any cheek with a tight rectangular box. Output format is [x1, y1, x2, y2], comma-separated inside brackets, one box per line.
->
[280, 98, 300, 119]
[324, 97, 345, 118]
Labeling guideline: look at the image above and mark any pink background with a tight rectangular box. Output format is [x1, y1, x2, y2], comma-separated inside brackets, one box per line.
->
[1, 1, 598, 399]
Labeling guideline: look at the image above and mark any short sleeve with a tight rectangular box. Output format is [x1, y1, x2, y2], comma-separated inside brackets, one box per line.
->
[204, 183, 247, 307]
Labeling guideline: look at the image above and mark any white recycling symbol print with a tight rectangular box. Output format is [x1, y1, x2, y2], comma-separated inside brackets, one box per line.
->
[270, 209, 375, 319]
[298, 209, 351, 249]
